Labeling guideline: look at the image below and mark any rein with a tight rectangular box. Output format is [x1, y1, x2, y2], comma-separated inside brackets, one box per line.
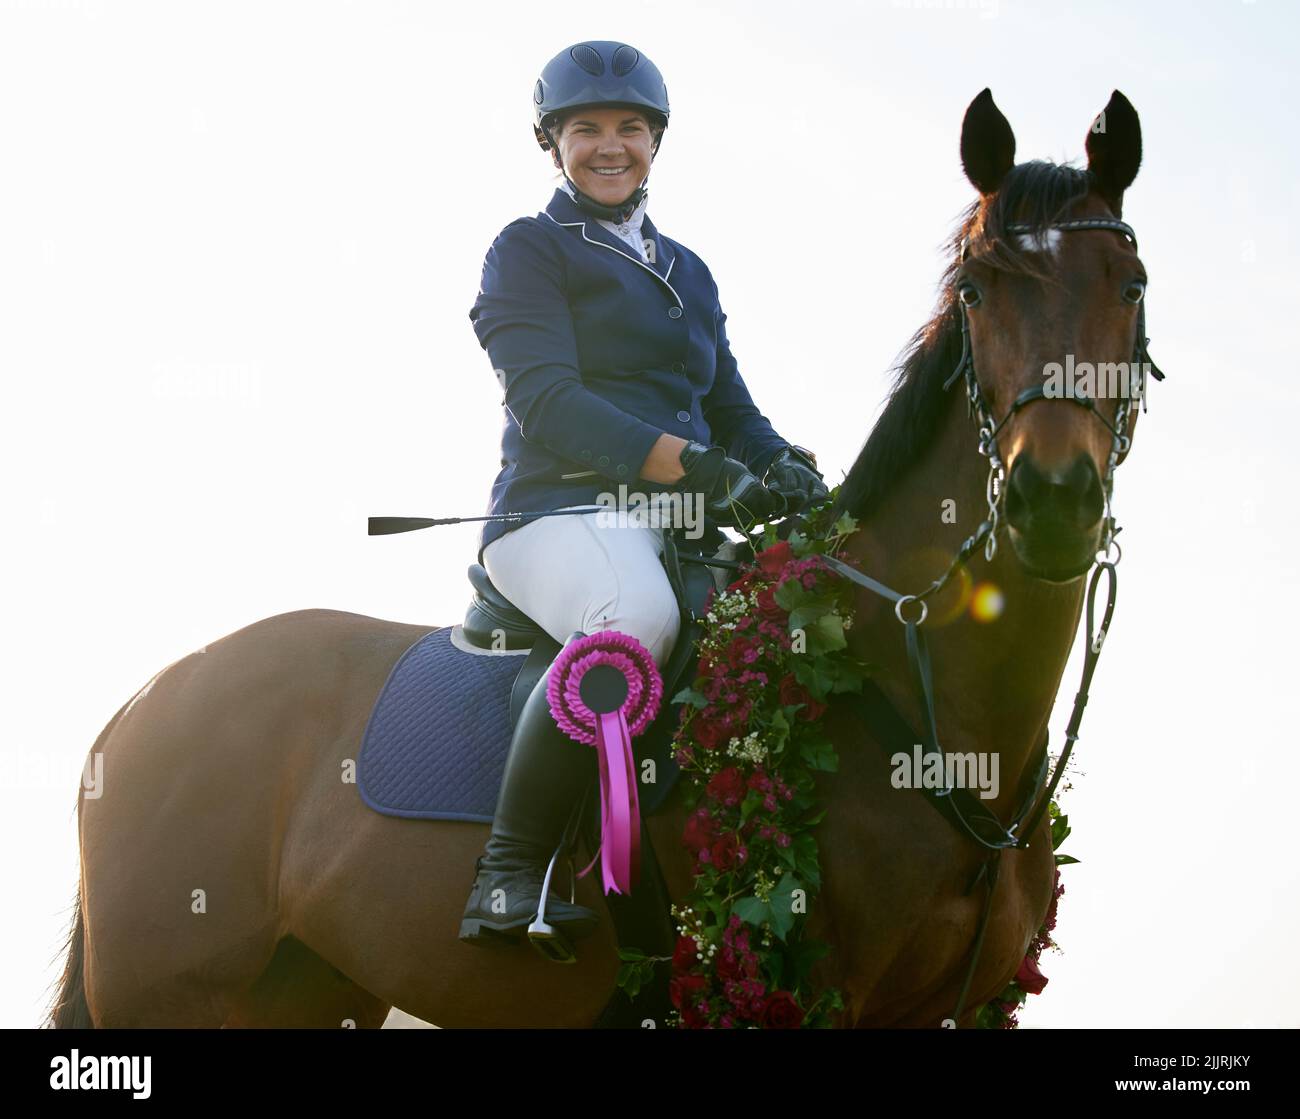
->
[819, 215, 1166, 1025]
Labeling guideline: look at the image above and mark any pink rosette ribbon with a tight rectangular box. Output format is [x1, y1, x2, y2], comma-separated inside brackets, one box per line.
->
[546, 631, 663, 895]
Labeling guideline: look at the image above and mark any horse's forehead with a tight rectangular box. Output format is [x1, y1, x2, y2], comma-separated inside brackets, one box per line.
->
[1014, 228, 1062, 256]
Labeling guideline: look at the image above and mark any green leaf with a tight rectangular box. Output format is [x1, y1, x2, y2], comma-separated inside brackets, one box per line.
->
[733, 895, 771, 928]
[814, 612, 846, 652]
[672, 686, 709, 709]
[1051, 814, 1072, 850]
[616, 961, 644, 1000]
[800, 735, 839, 773]
[1054, 854, 1080, 866]
[767, 874, 803, 941]
[774, 578, 807, 611]
[787, 597, 834, 628]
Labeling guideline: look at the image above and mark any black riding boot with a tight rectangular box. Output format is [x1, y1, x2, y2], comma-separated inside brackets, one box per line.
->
[459, 632, 600, 959]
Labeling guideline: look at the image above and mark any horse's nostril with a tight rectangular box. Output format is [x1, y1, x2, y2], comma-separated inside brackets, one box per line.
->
[1006, 456, 1104, 532]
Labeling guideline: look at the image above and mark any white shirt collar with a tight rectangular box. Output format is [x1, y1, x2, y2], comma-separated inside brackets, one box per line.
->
[559, 178, 651, 263]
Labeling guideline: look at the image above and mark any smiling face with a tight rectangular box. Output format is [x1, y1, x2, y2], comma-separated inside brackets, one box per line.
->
[552, 106, 658, 205]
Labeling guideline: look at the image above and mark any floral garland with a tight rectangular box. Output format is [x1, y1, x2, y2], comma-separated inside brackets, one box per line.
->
[615, 490, 1071, 1028]
[975, 796, 1076, 1029]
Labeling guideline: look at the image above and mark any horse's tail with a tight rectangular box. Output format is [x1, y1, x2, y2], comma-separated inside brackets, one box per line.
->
[46, 887, 94, 1028]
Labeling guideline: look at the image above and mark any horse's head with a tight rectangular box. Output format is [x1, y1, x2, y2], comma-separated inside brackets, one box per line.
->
[953, 89, 1157, 582]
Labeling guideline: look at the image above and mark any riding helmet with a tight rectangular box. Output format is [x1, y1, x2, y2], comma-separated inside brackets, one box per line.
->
[533, 41, 670, 222]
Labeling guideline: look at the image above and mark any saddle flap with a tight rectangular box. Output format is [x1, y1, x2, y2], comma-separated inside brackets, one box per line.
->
[463, 564, 547, 649]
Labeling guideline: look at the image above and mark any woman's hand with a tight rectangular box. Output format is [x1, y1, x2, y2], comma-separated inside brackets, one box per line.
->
[677, 440, 781, 531]
[763, 446, 829, 515]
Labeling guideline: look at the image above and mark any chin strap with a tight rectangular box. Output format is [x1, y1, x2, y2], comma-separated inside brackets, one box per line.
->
[564, 174, 650, 220]
[560, 172, 649, 223]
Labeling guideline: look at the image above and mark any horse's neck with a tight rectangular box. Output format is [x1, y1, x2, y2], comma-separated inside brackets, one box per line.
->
[843, 389, 1087, 819]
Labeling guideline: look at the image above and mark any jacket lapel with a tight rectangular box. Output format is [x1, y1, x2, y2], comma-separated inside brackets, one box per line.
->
[543, 188, 679, 295]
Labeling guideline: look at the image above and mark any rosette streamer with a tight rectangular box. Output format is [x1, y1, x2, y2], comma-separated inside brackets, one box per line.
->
[546, 631, 663, 895]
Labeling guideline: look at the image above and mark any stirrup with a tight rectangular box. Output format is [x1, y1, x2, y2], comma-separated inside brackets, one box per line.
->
[527, 841, 579, 963]
[526, 791, 588, 964]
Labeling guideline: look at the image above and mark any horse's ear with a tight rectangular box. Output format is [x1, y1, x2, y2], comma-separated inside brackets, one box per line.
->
[960, 88, 1016, 196]
[1085, 90, 1142, 217]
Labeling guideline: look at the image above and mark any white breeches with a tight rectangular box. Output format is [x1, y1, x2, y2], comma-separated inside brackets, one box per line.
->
[480, 504, 682, 668]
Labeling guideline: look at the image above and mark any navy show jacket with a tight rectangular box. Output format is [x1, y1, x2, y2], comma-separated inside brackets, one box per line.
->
[468, 186, 791, 565]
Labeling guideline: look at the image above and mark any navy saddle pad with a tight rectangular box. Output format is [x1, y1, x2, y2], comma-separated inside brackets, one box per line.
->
[356, 625, 533, 822]
[356, 623, 684, 823]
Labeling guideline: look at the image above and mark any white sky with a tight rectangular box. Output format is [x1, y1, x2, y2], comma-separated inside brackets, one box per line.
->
[2, 0, 1296, 1028]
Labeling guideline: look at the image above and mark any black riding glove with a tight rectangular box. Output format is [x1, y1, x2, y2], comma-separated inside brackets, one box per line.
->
[677, 440, 781, 532]
[763, 445, 829, 516]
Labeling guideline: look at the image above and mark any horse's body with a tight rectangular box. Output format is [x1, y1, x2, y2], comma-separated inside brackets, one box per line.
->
[50, 89, 1154, 1028]
[60, 579, 1059, 1028]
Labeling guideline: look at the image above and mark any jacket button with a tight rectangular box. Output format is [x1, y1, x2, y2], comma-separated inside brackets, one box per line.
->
[598, 454, 609, 467]
[671, 361, 685, 373]
[676, 410, 691, 423]
[580, 450, 593, 461]
[616, 464, 628, 476]
[667, 306, 683, 319]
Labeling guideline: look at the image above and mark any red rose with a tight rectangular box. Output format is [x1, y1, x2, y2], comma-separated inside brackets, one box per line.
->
[716, 947, 744, 982]
[673, 935, 698, 971]
[682, 810, 718, 854]
[710, 833, 740, 871]
[670, 973, 708, 1010]
[679, 1003, 708, 1029]
[757, 539, 794, 576]
[726, 571, 754, 594]
[779, 673, 828, 719]
[1015, 953, 1049, 995]
[756, 584, 786, 621]
[761, 990, 806, 1029]
[779, 672, 811, 707]
[726, 636, 762, 669]
[692, 718, 729, 751]
[706, 767, 745, 807]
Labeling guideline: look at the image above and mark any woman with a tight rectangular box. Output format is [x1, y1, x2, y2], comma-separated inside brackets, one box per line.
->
[460, 40, 828, 951]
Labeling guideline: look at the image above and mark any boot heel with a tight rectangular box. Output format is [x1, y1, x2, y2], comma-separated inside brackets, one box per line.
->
[459, 917, 525, 947]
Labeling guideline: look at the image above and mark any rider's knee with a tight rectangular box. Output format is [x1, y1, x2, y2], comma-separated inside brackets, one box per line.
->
[586, 594, 680, 669]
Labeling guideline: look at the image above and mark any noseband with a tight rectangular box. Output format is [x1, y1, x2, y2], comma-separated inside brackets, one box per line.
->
[941, 217, 1167, 561]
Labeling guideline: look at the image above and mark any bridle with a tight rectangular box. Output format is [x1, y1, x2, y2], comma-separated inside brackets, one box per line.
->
[815, 213, 1169, 1025]
[941, 216, 1166, 563]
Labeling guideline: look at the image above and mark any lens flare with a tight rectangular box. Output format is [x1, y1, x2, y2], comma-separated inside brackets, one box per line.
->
[970, 582, 1005, 623]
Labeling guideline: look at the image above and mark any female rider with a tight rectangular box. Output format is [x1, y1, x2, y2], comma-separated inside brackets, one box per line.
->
[460, 40, 828, 951]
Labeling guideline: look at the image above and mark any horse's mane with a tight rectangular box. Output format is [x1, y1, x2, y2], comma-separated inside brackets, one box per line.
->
[830, 160, 1098, 524]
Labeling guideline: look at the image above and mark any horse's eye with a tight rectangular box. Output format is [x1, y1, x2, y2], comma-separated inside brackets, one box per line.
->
[957, 282, 981, 308]
[1123, 280, 1146, 304]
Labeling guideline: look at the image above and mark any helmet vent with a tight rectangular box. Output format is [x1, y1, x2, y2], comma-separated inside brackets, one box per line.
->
[570, 43, 605, 76]
[611, 45, 640, 76]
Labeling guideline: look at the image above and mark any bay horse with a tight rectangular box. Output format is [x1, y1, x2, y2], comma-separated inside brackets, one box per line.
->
[47, 88, 1158, 1028]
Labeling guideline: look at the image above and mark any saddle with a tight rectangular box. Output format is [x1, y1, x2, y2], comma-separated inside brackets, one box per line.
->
[460, 521, 748, 1027]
